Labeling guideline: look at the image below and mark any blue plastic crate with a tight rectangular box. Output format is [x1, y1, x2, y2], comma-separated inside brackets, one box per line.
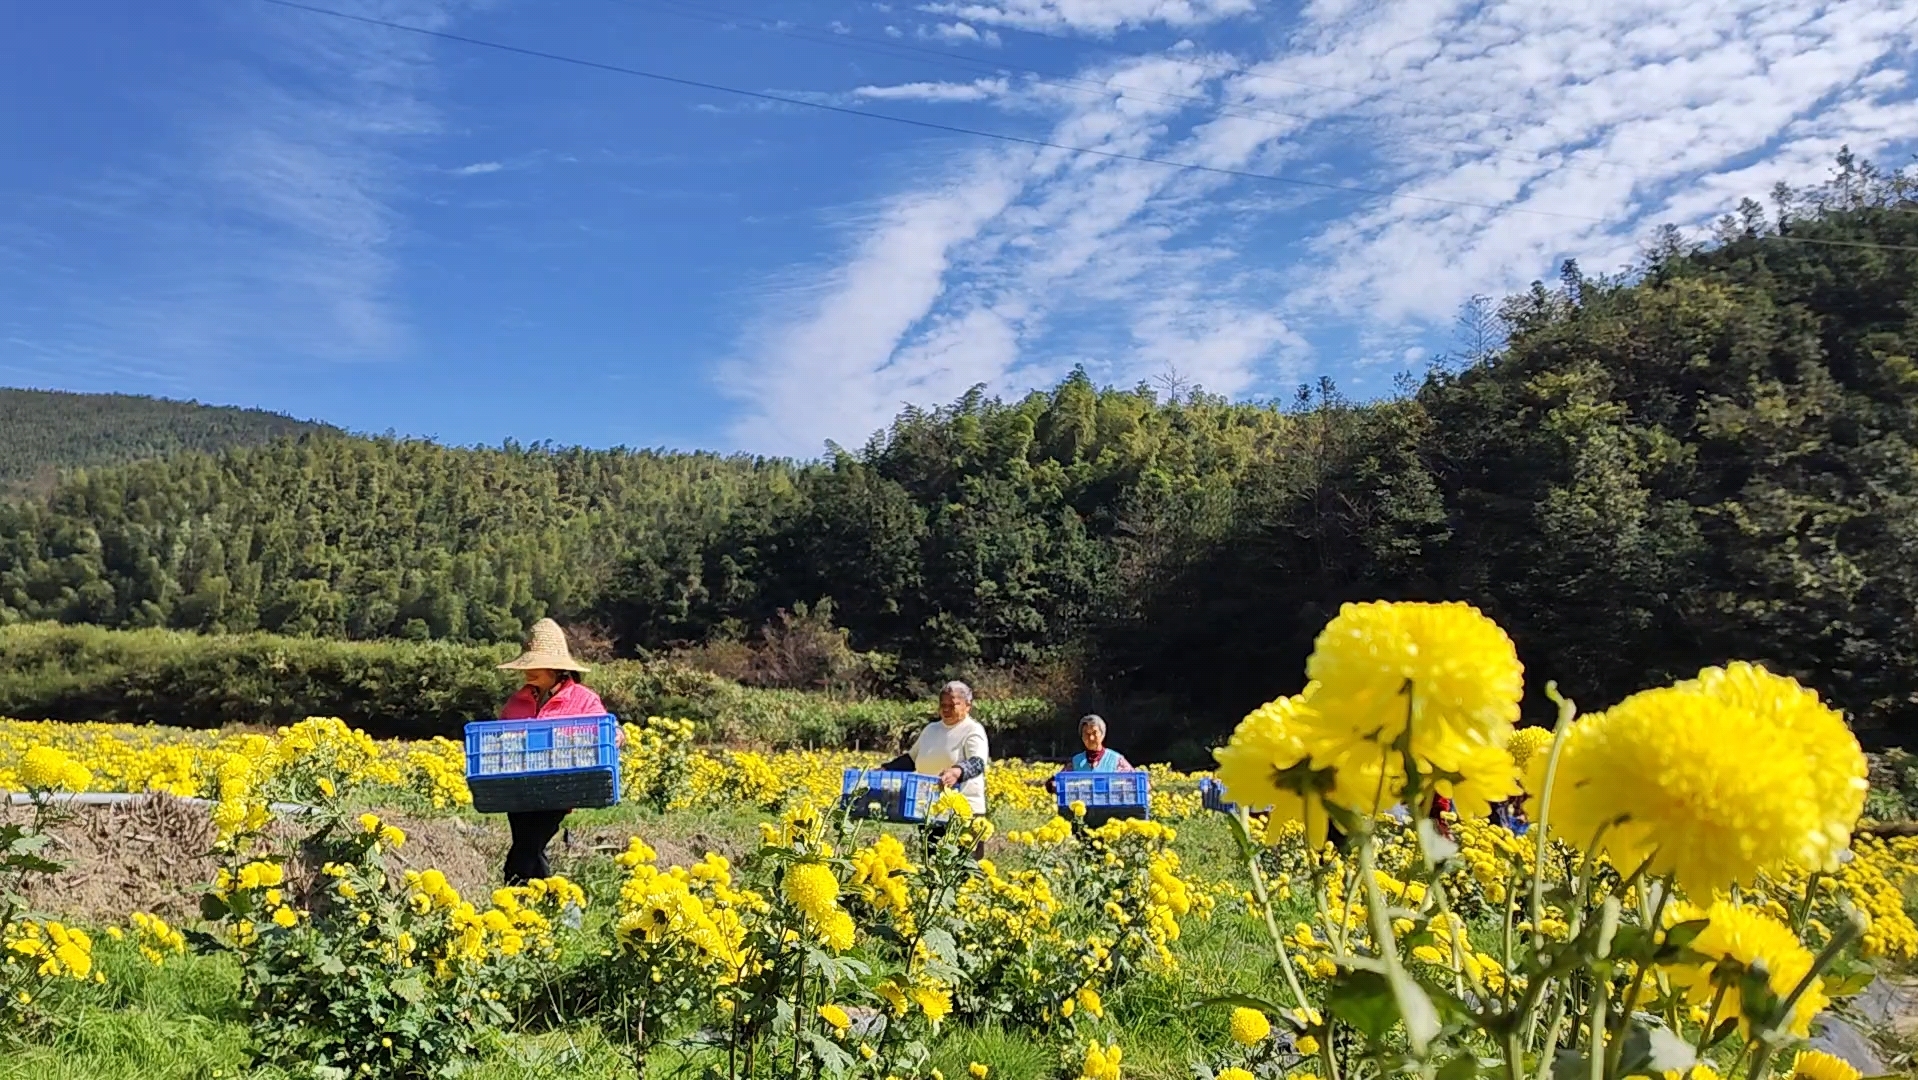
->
[1199, 777, 1272, 816]
[839, 768, 942, 823]
[1055, 770, 1150, 823]
[463, 714, 622, 814]
[1199, 777, 1233, 814]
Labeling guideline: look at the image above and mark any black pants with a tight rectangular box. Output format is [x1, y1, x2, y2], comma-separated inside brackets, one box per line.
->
[504, 810, 569, 885]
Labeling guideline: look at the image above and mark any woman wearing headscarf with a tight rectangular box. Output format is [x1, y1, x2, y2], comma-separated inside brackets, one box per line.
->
[496, 618, 607, 885]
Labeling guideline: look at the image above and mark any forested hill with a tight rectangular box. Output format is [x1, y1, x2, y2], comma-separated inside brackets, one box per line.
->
[0, 389, 333, 495]
[1, 161, 1914, 749]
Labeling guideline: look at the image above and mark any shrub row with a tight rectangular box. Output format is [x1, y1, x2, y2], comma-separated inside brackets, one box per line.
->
[0, 623, 1065, 752]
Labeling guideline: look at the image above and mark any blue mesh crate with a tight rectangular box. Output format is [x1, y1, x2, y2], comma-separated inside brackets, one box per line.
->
[1199, 777, 1271, 816]
[839, 768, 942, 823]
[463, 715, 622, 814]
[1055, 770, 1150, 824]
[1199, 777, 1233, 814]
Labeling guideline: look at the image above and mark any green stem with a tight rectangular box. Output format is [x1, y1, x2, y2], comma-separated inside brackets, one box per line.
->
[1604, 882, 1670, 1077]
[1241, 810, 1311, 1013]
[1587, 987, 1608, 1080]
[1530, 994, 1568, 1080]
[1746, 910, 1861, 1080]
[1694, 982, 1729, 1058]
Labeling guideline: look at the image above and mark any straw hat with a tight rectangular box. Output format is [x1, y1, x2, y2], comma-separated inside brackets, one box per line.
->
[498, 618, 589, 672]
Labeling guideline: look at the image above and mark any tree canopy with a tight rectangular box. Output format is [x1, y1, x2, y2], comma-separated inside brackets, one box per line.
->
[4, 158, 1914, 749]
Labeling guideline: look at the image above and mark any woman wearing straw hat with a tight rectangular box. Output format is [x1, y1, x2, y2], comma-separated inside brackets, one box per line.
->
[496, 618, 607, 885]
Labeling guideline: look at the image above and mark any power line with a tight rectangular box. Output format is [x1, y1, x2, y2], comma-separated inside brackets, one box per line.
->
[252, 0, 1609, 224]
[252, 0, 1918, 257]
[633, 0, 1641, 185]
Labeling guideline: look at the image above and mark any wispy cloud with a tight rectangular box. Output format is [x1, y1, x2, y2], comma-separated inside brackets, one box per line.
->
[13, 0, 469, 377]
[921, 0, 1257, 35]
[452, 160, 504, 175]
[919, 21, 1003, 46]
[852, 78, 1013, 103]
[726, 0, 1918, 456]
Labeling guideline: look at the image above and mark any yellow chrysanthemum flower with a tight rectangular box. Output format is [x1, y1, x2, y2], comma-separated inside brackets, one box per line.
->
[781, 863, 839, 919]
[1787, 1050, 1860, 1080]
[908, 982, 952, 1024]
[1664, 900, 1828, 1039]
[1537, 682, 1844, 892]
[1217, 1070, 1256, 1080]
[1504, 726, 1556, 775]
[931, 789, 974, 823]
[1303, 599, 1523, 757]
[816, 1004, 851, 1033]
[1213, 693, 1334, 847]
[1677, 662, 1866, 872]
[969, 1064, 990, 1079]
[1078, 1041, 1122, 1080]
[20, 745, 93, 792]
[876, 979, 908, 1016]
[1228, 1006, 1271, 1045]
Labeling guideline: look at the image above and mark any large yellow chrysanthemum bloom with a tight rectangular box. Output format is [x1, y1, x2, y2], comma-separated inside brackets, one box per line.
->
[1786, 1050, 1860, 1080]
[1213, 693, 1334, 847]
[1677, 662, 1866, 872]
[1304, 600, 1523, 748]
[1536, 674, 1856, 892]
[1300, 601, 1523, 811]
[1663, 900, 1828, 1039]
[1536, 692, 1790, 892]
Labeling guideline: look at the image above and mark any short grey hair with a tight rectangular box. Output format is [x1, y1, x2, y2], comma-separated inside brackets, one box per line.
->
[1078, 714, 1106, 736]
[939, 680, 974, 703]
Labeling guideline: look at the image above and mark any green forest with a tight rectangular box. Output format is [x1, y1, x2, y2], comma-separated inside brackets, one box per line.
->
[0, 387, 331, 495]
[2, 159, 1915, 750]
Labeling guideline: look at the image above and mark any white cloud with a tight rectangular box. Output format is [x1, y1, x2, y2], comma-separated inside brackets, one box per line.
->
[725, 151, 1032, 454]
[453, 160, 504, 175]
[921, 0, 1256, 34]
[17, 0, 470, 374]
[852, 78, 1012, 103]
[727, 0, 1918, 453]
[919, 21, 1004, 46]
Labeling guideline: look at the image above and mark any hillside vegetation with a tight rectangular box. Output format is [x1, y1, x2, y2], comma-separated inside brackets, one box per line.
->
[1, 158, 1914, 749]
[0, 388, 332, 495]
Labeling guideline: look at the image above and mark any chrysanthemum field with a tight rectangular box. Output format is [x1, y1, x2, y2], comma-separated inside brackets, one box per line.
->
[3, 602, 1916, 1080]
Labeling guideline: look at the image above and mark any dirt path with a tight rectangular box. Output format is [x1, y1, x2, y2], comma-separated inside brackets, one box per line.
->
[3, 796, 723, 924]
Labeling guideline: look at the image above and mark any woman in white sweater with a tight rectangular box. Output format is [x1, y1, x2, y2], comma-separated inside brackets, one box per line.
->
[881, 680, 989, 822]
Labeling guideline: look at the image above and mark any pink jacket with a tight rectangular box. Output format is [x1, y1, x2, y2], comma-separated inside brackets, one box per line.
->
[500, 678, 606, 720]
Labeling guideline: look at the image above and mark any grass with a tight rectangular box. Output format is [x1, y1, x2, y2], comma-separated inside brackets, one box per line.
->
[4, 810, 1295, 1080]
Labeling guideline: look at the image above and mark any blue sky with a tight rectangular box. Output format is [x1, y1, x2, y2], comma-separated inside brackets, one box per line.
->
[3, 0, 1915, 456]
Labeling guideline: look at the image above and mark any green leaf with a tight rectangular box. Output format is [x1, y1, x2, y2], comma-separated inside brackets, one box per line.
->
[1661, 918, 1710, 952]
[1824, 970, 1876, 998]
[390, 976, 428, 1005]
[1389, 964, 1441, 1053]
[1200, 993, 1291, 1018]
[1436, 1053, 1482, 1080]
[1326, 970, 1399, 1042]
[1549, 1049, 1588, 1080]
[920, 927, 959, 965]
[199, 892, 230, 921]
